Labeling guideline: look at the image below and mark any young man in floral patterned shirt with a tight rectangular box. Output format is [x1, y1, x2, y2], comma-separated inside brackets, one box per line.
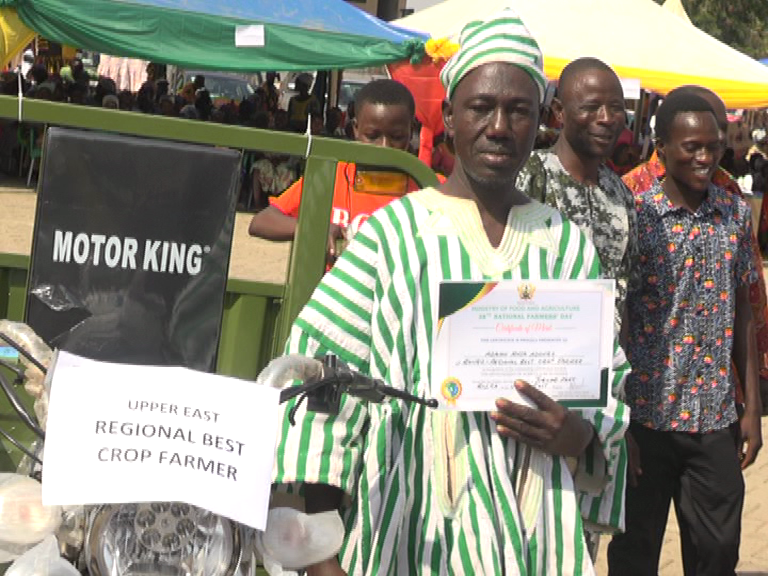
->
[607, 91, 763, 576]
[623, 85, 768, 414]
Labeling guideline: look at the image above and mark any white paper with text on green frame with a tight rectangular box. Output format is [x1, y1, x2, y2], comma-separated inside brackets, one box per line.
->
[41, 350, 280, 530]
[431, 279, 615, 411]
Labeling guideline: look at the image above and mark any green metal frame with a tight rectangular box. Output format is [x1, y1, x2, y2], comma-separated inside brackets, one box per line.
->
[0, 96, 439, 349]
[0, 95, 440, 470]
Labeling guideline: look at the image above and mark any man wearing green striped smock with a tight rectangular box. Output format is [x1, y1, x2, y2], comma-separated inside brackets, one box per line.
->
[273, 9, 630, 575]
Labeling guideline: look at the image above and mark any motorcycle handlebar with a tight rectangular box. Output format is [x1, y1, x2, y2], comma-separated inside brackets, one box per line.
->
[262, 353, 438, 425]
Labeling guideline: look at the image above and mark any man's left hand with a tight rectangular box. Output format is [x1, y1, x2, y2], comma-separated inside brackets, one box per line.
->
[739, 411, 763, 469]
[491, 380, 595, 458]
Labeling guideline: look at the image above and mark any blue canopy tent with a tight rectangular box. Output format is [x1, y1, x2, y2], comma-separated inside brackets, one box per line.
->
[0, 0, 428, 71]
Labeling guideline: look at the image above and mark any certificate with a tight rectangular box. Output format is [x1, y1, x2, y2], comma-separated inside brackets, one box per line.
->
[431, 279, 614, 411]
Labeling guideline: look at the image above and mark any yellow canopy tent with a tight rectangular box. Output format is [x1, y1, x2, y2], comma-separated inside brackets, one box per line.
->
[0, 7, 34, 70]
[395, 0, 768, 108]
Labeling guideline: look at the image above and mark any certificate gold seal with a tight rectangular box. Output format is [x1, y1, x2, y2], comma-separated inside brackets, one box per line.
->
[441, 377, 462, 405]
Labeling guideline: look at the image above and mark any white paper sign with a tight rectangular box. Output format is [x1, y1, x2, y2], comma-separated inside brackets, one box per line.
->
[235, 25, 265, 47]
[431, 279, 614, 411]
[620, 77, 642, 100]
[42, 351, 280, 530]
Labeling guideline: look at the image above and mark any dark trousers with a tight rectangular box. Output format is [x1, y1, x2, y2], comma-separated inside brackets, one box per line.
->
[607, 421, 744, 576]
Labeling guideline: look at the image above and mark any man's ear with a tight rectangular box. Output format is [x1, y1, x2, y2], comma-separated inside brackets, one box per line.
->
[550, 97, 564, 126]
[442, 99, 454, 139]
[655, 138, 666, 165]
[352, 117, 359, 141]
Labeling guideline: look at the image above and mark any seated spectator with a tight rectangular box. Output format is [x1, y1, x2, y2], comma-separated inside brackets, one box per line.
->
[157, 95, 175, 116]
[181, 74, 205, 104]
[250, 87, 267, 114]
[262, 71, 280, 114]
[102, 94, 119, 109]
[239, 98, 255, 125]
[325, 106, 345, 138]
[179, 104, 199, 120]
[194, 88, 213, 121]
[1, 72, 21, 96]
[34, 81, 57, 101]
[60, 57, 89, 89]
[310, 115, 325, 136]
[219, 102, 239, 124]
[94, 76, 117, 107]
[210, 108, 226, 123]
[250, 111, 270, 130]
[25, 65, 48, 97]
[173, 95, 186, 115]
[155, 79, 170, 101]
[52, 80, 67, 103]
[136, 82, 155, 113]
[117, 90, 135, 111]
[273, 109, 289, 131]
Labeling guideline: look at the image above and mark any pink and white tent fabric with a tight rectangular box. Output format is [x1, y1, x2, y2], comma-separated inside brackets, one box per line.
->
[97, 55, 148, 92]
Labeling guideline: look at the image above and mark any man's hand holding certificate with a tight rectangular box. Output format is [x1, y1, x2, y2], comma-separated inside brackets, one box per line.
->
[490, 382, 598, 458]
[431, 280, 614, 411]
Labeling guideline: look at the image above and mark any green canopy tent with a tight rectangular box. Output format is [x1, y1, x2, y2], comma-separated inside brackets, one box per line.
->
[0, 0, 427, 71]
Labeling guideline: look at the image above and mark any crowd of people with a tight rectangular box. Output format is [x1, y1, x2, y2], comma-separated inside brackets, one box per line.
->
[0, 60, 414, 209]
[1, 61, 340, 132]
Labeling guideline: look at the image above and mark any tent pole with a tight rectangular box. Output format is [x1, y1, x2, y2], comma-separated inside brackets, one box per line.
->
[329, 69, 341, 112]
[632, 89, 646, 147]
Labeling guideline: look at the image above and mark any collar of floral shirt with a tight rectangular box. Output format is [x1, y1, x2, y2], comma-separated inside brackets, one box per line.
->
[645, 180, 735, 218]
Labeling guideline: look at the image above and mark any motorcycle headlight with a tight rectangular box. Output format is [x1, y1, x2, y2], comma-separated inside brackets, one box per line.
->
[0, 473, 61, 561]
[84, 502, 242, 576]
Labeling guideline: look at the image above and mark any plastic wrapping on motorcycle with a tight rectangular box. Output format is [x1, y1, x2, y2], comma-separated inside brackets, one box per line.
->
[25, 128, 241, 372]
[5, 535, 79, 576]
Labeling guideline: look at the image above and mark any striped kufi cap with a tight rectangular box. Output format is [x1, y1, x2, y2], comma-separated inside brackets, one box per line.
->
[440, 8, 546, 103]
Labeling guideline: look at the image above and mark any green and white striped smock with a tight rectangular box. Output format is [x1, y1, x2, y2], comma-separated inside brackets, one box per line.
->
[273, 188, 630, 575]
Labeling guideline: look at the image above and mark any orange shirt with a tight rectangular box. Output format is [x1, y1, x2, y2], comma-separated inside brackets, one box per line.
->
[271, 161, 440, 237]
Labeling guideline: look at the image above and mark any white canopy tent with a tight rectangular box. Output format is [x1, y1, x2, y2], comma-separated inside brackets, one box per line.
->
[394, 0, 768, 108]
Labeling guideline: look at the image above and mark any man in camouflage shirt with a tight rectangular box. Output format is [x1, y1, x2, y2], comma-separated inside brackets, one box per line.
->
[518, 57, 637, 336]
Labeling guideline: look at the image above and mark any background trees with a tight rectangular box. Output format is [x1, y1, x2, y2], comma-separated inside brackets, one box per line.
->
[655, 0, 768, 59]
